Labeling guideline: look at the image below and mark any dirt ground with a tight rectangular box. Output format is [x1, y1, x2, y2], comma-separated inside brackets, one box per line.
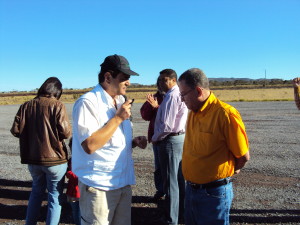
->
[0, 101, 299, 224]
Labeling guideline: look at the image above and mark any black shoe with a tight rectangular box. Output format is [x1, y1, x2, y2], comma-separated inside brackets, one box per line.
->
[153, 192, 166, 202]
[178, 216, 185, 224]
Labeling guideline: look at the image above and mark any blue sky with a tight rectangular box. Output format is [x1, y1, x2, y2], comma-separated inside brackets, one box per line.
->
[0, 0, 299, 92]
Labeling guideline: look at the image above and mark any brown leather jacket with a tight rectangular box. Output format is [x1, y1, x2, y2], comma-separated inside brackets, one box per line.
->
[11, 96, 71, 166]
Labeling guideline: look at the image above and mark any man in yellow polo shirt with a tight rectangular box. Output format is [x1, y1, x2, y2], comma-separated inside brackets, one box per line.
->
[178, 68, 250, 225]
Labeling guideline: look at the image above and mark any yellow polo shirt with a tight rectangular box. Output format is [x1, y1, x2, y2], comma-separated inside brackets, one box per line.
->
[182, 92, 249, 184]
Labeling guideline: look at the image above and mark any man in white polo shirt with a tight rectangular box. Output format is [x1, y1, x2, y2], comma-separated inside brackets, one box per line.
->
[72, 54, 147, 225]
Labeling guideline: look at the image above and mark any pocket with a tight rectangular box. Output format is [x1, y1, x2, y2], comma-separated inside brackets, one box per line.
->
[91, 161, 122, 187]
[86, 185, 98, 194]
[205, 185, 225, 199]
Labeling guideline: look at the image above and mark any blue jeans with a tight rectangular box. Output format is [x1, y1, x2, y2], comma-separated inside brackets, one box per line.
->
[185, 180, 233, 225]
[153, 143, 164, 195]
[158, 135, 185, 225]
[26, 163, 67, 225]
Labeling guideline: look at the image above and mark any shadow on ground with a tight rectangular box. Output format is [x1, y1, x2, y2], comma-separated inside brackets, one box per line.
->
[1, 178, 299, 224]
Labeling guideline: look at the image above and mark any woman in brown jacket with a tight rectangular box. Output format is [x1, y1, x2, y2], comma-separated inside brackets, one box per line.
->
[11, 77, 71, 225]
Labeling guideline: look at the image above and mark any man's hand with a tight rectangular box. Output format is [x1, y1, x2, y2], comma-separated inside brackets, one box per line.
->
[133, 136, 147, 149]
[234, 151, 250, 175]
[234, 169, 241, 175]
[293, 77, 300, 87]
[115, 100, 133, 121]
[81, 99, 134, 154]
[146, 93, 159, 108]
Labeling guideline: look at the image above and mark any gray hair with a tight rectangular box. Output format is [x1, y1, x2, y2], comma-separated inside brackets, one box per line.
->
[178, 68, 209, 90]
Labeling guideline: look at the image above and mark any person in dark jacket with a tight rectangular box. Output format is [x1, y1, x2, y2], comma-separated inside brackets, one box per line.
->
[140, 78, 165, 201]
[11, 77, 71, 225]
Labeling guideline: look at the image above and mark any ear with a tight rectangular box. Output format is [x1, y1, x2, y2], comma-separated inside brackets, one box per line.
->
[195, 86, 203, 97]
[104, 72, 111, 83]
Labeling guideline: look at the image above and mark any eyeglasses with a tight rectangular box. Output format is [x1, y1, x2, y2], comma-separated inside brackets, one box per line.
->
[180, 89, 193, 100]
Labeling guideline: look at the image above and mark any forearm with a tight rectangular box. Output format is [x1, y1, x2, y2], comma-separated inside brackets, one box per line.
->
[81, 115, 123, 154]
[234, 151, 250, 174]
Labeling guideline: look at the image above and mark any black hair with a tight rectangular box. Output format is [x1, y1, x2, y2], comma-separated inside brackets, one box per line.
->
[98, 69, 120, 84]
[37, 77, 63, 99]
[159, 69, 177, 81]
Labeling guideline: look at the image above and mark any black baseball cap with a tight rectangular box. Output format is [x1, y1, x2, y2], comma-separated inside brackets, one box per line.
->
[100, 54, 139, 76]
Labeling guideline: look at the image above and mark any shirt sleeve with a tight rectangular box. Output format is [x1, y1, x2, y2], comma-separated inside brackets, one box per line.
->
[225, 109, 249, 158]
[73, 99, 100, 145]
[10, 104, 23, 138]
[294, 86, 300, 110]
[152, 96, 179, 141]
[56, 103, 71, 140]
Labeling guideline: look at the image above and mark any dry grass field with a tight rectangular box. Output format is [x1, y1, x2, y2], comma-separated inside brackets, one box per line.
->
[0, 87, 293, 105]
[212, 87, 292, 102]
[125, 87, 293, 103]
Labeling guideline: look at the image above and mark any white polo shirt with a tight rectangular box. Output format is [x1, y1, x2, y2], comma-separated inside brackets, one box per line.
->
[72, 84, 135, 190]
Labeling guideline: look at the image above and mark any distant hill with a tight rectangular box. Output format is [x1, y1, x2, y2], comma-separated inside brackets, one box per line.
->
[209, 78, 288, 82]
[131, 78, 291, 87]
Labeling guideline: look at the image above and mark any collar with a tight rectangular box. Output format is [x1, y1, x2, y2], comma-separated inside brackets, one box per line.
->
[198, 91, 216, 114]
[166, 84, 178, 95]
[96, 84, 124, 108]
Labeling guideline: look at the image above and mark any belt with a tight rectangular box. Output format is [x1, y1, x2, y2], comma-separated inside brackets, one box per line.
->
[168, 132, 185, 136]
[187, 178, 231, 190]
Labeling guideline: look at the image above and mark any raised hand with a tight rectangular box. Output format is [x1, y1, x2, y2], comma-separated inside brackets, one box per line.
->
[146, 93, 159, 108]
[293, 77, 300, 87]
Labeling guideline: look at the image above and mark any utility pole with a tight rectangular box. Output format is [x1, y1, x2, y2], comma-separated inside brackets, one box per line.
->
[264, 69, 267, 87]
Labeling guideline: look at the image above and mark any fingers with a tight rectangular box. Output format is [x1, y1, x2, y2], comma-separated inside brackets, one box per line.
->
[146, 94, 154, 101]
[293, 77, 300, 83]
[124, 99, 134, 105]
[293, 78, 300, 87]
[133, 136, 147, 149]
[234, 169, 241, 175]
[116, 100, 133, 120]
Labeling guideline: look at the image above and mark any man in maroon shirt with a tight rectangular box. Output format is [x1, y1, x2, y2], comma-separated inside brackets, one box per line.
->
[140, 78, 165, 201]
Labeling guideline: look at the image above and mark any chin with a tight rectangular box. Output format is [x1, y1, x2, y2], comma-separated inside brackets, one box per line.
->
[185, 103, 193, 111]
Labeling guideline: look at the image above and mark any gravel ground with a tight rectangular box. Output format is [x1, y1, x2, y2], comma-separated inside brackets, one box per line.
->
[0, 101, 299, 224]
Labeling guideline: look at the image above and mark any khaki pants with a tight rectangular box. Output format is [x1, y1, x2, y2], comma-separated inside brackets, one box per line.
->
[79, 181, 132, 225]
